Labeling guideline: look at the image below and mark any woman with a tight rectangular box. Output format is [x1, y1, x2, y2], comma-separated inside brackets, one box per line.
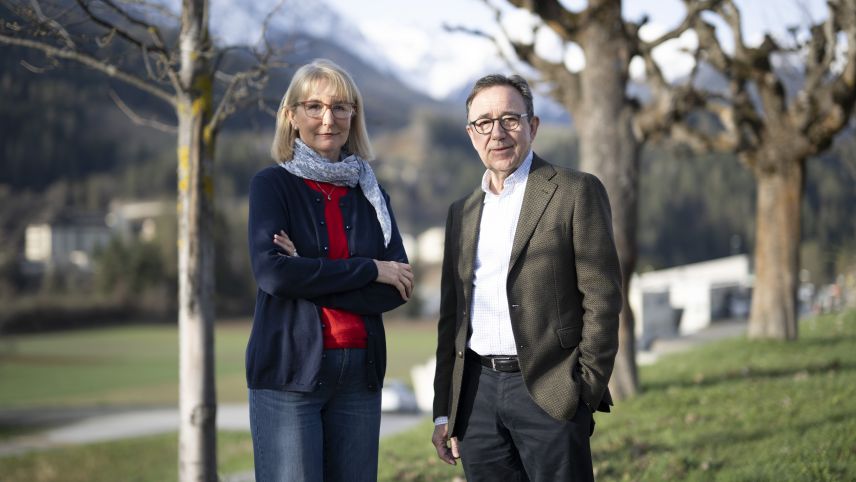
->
[246, 58, 413, 482]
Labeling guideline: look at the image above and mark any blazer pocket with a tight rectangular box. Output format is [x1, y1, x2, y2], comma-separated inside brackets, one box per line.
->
[556, 326, 582, 349]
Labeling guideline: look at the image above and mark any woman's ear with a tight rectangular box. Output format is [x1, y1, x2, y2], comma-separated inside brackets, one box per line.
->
[285, 109, 296, 130]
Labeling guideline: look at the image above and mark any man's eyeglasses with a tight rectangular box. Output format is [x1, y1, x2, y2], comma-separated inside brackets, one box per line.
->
[468, 113, 529, 135]
[295, 101, 355, 120]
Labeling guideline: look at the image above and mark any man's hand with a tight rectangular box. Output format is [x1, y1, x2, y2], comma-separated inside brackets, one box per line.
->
[431, 423, 460, 465]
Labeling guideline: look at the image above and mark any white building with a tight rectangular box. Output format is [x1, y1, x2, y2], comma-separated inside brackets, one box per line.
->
[105, 199, 169, 241]
[24, 214, 112, 271]
[630, 254, 753, 348]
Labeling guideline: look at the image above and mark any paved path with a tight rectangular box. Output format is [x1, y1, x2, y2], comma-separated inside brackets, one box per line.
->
[0, 404, 426, 457]
[637, 319, 747, 366]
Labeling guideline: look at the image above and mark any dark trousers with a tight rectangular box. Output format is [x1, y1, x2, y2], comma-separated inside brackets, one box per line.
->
[456, 356, 594, 482]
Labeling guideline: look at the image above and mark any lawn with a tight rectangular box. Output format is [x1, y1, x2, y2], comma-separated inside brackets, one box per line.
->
[0, 317, 437, 410]
[1, 310, 854, 481]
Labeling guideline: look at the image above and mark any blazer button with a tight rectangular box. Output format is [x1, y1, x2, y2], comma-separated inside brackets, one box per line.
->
[457, 351, 463, 358]
[511, 304, 519, 309]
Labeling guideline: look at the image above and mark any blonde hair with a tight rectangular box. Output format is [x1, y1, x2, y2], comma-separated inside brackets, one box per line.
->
[270, 58, 374, 162]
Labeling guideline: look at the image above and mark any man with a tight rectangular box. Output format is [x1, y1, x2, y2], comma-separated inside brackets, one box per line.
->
[431, 74, 622, 482]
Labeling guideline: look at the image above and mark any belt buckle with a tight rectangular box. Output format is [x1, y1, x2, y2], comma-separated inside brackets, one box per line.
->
[491, 357, 498, 371]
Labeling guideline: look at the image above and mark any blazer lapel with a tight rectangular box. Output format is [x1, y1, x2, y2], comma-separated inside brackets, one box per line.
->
[459, 188, 484, 301]
[509, 156, 557, 271]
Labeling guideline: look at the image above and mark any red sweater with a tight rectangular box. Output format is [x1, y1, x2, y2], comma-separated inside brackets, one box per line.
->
[304, 180, 367, 349]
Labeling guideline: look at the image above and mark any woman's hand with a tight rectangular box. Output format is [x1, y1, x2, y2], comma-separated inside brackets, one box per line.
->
[374, 260, 414, 300]
[273, 230, 298, 256]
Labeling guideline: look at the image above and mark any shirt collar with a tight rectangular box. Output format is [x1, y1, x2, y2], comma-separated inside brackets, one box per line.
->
[481, 150, 534, 198]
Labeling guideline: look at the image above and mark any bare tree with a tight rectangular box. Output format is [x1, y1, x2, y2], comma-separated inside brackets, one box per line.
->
[655, 0, 856, 340]
[0, 0, 284, 479]
[451, 0, 716, 400]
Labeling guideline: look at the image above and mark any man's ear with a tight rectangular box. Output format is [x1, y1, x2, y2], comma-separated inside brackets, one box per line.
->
[465, 124, 478, 146]
[528, 115, 540, 140]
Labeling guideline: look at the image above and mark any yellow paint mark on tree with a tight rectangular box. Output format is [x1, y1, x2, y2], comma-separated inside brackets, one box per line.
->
[192, 76, 213, 119]
[178, 146, 190, 194]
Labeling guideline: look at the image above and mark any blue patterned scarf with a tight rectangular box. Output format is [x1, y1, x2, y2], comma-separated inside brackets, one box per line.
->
[280, 139, 392, 247]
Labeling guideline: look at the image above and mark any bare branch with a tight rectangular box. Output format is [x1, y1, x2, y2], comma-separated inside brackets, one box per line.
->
[443, 22, 517, 71]
[639, 0, 722, 52]
[100, 0, 170, 51]
[19, 57, 56, 72]
[505, 0, 580, 43]
[26, 0, 76, 49]
[120, 0, 179, 22]
[802, 20, 836, 96]
[108, 89, 177, 133]
[256, 0, 287, 51]
[0, 32, 176, 105]
[73, 0, 167, 54]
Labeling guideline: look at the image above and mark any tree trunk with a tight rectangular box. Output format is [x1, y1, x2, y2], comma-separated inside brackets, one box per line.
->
[748, 158, 802, 340]
[576, 1, 639, 400]
[177, 1, 217, 481]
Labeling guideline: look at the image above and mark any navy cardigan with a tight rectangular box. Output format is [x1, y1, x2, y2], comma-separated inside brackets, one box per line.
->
[246, 165, 409, 392]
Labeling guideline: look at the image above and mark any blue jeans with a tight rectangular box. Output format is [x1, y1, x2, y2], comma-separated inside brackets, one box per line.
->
[249, 348, 382, 482]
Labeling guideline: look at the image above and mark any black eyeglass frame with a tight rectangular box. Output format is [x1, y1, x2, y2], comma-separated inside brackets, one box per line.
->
[467, 113, 530, 135]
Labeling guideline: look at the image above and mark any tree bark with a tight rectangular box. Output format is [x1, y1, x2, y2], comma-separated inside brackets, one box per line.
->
[748, 157, 802, 341]
[177, 1, 217, 480]
[576, 0, 639, 399]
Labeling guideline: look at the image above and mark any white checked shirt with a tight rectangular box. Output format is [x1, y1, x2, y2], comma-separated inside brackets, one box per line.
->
[468, 151, 533, 356]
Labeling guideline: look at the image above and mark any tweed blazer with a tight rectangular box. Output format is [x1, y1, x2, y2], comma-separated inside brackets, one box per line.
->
[433, 155, 622, 436]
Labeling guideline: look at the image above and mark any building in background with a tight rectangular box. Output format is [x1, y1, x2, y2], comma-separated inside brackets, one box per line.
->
[24, 212, 112, 273]
[630, 254, 753, 349]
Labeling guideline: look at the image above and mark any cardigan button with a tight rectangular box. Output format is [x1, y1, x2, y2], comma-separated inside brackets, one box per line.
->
[345, 225, 351, 230]
[315, 197, 321, 203]
[320, 220, 325, 225]
[323, 246, 328, 251]
[368, 359, 374, 365]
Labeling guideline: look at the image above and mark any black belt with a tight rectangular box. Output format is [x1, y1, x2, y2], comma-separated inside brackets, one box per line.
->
[466, 348, 520, 373]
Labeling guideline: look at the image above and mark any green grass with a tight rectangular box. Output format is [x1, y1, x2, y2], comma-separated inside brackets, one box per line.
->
[2, 311, 854, 481]
[377, 310, 856, 481]
[0, 431, 255, 482]
[0, 323, 250, 408]
[0, 318, 436, 410]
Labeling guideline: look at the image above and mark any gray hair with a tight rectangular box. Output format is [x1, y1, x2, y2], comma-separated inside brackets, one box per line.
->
[465, 74, 535, 120]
